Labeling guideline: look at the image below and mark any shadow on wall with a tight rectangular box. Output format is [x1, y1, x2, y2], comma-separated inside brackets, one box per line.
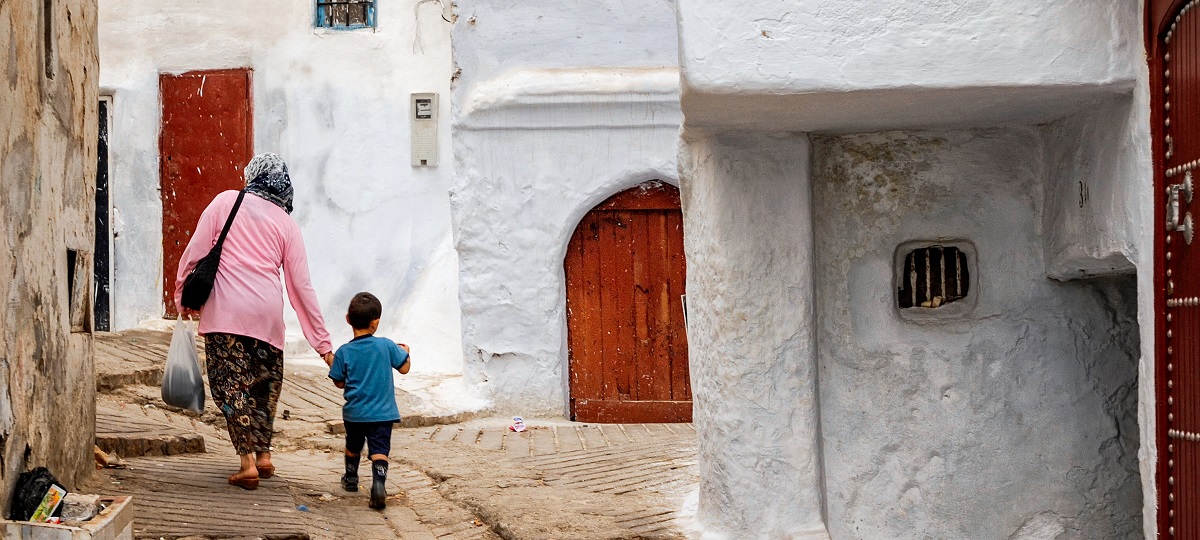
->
[811, 129, 1142, 539]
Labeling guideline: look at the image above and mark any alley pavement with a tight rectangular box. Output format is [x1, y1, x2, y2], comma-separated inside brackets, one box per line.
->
[87, 328, 698, 539]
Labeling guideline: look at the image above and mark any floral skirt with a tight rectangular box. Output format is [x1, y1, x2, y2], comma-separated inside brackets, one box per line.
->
[204, 333, 284, 455]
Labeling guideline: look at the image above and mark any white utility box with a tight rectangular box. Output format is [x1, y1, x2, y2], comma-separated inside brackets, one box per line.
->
[411, 92, 438, 167]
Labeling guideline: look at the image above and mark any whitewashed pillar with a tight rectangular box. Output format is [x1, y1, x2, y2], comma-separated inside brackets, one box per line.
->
[679, 131, 829, 539]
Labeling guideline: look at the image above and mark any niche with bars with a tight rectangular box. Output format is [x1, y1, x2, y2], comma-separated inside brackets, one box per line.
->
[896, 243, 972, 311]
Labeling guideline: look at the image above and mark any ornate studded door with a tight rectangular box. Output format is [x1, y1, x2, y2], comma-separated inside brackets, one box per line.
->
[1155, 0, 1200, 535]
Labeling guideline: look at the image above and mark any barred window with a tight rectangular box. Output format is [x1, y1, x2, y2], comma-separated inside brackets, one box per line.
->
[897, 245, 970, 309]
[316, 0, 376, 29]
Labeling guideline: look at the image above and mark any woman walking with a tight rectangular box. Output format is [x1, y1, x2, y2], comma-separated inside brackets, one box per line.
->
[174, 153, 332, 490]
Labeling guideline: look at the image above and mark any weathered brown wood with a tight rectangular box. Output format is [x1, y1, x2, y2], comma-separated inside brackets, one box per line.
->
[598, 214, 621, 401]
[614, 210, 637, 401]
[573, 400, 693, 424]
[566, 221, 585, 418]
[565, 182, 690, 423]
[159, 69, 253, 317]
[631, 211, 651, 400]
[641, 211, 665, 402]
[666, 211, 690, 400]
[594, 181, 681, 211]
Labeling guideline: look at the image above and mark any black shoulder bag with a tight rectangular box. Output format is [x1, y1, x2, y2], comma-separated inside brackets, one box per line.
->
[180, 191, 246, 311]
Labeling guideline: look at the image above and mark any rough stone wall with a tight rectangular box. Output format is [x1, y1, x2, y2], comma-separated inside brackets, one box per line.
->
[0, 0, 98, 501]
[98, 0, 462, 370]
[450, 0, 681, 415]
[811, 130, 1142, 539]
[679, 132, 828, 539]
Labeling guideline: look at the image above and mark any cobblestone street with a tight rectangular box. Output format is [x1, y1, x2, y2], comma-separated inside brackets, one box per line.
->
[86, 329, 698, 539]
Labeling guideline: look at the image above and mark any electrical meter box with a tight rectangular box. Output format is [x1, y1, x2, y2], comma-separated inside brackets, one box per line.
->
[411, 93, 438, 167]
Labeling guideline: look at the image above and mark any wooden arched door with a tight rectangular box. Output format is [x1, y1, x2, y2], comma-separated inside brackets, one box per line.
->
[565, 182, 691, 423]
[1153, 0, 1200, 535]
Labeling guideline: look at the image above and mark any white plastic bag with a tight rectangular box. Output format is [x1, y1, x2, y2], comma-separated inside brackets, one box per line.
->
[161, 317, 205, 412]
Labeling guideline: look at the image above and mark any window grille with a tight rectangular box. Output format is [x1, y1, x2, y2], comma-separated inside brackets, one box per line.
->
[897, 245, 969, 309]
[316, 0, 376, 29]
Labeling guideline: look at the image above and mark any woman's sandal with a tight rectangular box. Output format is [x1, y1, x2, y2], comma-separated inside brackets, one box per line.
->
[257, 464, 275, 479]
[228, 471, 260, 490]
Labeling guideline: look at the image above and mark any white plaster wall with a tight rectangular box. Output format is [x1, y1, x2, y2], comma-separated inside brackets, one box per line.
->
[674, 0, 1159, 536]
[678, 132, 827, 539]
[452, 0, 678, 93]
[452, 125, 681, 415]
[675, 0, 1140, 133]
[450, 0, 682, 415]
[98, 0, 463, 371]
[1042, 97, 1143, 280]
[1038, 11, 1157, 536]
[812, 130, 1141, 539]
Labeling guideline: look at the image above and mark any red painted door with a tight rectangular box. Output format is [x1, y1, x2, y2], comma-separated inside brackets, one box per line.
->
[565, 182, 691, 423]
[1155, 0, 1200, 535]
[159, 69, 253, 317]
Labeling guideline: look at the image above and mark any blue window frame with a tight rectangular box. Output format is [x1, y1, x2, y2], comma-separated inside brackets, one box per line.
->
[315, 0, 376, 29]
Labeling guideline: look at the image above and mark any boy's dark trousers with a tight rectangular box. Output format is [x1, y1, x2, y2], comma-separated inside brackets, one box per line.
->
[343, 420, 395, 509]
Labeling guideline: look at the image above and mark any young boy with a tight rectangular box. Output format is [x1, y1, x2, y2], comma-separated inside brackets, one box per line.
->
[327, 292, 411, 509]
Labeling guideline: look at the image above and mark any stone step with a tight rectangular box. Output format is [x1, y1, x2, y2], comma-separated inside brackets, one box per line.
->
[324, 410, 480, 435]
[96, 401, 207, 458]
[96, 366, 163, 393]
[95, 432, 205, 458]
[95, 328, 205, 393]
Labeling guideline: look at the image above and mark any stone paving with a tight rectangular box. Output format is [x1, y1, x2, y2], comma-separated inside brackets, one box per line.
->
[89, 328, 698, 539]
[397, 422, 697, 538]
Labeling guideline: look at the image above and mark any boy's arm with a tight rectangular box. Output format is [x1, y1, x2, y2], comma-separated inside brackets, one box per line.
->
[328, 350, 348, 388]
[395, 342, 412, 375]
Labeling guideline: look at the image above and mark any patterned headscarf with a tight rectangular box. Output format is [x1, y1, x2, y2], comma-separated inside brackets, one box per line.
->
[243, 153, 294, 214]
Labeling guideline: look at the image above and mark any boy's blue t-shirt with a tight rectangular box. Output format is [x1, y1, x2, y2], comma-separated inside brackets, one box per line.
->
[328, 334, 410, 423]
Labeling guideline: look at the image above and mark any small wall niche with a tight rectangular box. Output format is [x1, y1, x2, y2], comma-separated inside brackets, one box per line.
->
[66, 249, 90, 333]
[894, 240, 977, 320]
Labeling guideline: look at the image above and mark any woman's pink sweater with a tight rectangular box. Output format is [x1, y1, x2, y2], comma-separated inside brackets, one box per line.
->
[174, 190, 332, 355]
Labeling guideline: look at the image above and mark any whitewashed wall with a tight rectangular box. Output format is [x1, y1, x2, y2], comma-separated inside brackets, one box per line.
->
[812, 130, 1141, 539]
[98, 0, 463, 371]
[1039, 44, 1157, 540]
[450, 0, 681, 415]
[676, 0, 1139, 133]
[675, 0, 1155, 537]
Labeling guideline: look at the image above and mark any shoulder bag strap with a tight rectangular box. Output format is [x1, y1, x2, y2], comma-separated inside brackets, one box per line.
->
[214, 190, 246, 249]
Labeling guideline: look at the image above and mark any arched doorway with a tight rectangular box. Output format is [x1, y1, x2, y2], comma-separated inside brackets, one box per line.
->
[565, 181, 691, 423]
[1153, 0, 1200, 534]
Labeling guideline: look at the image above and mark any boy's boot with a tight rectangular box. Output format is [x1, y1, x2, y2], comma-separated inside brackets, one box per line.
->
[342, 454, 359, 492]
[369, 459, 388, 509]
